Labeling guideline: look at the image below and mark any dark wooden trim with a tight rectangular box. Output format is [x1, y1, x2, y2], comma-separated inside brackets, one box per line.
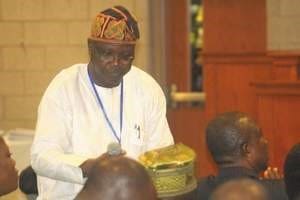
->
[252, 81, 300, 95]
[203, 53, 271, 64]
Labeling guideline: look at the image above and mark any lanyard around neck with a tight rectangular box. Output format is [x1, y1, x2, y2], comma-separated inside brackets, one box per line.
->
[88, 70, 123, 144]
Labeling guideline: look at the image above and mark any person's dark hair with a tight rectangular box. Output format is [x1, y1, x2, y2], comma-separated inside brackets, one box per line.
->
[206, 111, 260, 165]
[101, 5, 140, 39]
[284, 143, 300, 200]
[19, 166, 38, 195]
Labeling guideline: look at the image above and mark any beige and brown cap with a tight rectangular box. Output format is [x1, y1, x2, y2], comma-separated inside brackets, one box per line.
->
[90, 5, 139, 44]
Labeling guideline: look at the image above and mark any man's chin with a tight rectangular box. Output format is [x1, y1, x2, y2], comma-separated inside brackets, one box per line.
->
[104, 78, 122, 88]
[260, 162, 268, 172]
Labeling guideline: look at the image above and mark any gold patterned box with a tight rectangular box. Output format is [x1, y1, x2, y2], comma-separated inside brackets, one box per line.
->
[139, 143, 197, 198]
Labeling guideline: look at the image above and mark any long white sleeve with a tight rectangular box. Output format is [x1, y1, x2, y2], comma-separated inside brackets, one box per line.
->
[31, 95, 88, 185]
[143, 82, 174, 150]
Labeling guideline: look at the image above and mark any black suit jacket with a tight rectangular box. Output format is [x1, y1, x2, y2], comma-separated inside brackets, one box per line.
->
[196, 167, 288, 200]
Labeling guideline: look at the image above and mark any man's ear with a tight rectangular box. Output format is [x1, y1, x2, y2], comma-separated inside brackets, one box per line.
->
[87, 39, 94, 58]
[241, 143, 251, 156]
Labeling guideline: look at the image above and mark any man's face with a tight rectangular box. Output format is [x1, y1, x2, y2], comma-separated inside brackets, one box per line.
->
[248, 131, 269, 173]
[89, 40, 135, 88]
[0, 139, 18, 196]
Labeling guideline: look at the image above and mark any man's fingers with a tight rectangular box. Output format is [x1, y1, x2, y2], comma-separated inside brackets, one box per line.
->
[263, 167, 282, 179]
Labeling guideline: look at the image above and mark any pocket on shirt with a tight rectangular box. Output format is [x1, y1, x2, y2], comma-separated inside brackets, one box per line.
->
[126, 126, 146, 158]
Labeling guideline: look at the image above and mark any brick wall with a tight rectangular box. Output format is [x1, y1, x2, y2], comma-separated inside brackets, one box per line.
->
[0, 0, 150, 130]
[268, 0, 300, 50]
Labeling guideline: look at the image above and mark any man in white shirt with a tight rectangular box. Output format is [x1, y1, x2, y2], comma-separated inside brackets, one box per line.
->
[31, 5, 174, 200]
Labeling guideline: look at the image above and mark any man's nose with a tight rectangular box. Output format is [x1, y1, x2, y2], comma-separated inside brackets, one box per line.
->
[11, 158, 16, 167]
[112, 55, 121, 65]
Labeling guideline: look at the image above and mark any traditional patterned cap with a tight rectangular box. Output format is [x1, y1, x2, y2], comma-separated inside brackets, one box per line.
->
[90, 5, 139, 44]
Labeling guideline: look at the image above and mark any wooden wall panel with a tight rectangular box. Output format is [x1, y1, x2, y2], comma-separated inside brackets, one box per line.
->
[256, 96, 275, 159]
[203, 0, 266, 54]
[203, 55, 272, 121]
[164, 0, 190, 91]
[269, 51, 300, 80]
[255, 81, 300, 168]
[203, 0, 268, 123]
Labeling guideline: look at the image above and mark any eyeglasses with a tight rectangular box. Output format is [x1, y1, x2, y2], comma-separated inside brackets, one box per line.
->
[94, 48, 134, 64]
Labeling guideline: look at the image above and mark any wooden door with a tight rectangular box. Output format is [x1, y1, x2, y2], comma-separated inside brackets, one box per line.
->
[163, 0, 215, 177]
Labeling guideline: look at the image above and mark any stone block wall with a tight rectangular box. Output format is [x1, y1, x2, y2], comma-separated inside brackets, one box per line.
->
[268, 0, 300, 50]
[0, 0, 150, 130]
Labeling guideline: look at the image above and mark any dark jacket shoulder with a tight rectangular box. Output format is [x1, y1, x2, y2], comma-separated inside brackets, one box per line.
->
[196, 167, 288, 200]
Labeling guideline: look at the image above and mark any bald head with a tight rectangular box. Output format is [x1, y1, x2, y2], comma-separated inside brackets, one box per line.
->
[76, 155, 157, 200]
[210, 179, 268, 200]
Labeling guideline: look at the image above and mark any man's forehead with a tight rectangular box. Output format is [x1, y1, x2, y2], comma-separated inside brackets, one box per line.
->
[0, 141, 9, 154]
[93, 41, 135, 51]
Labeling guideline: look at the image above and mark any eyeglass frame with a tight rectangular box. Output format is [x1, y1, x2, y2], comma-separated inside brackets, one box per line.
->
[93, 46, 135, 64]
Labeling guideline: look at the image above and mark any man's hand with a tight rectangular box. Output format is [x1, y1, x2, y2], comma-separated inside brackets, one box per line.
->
[262, 167, 283, 180]
[79, 151, 126, 178]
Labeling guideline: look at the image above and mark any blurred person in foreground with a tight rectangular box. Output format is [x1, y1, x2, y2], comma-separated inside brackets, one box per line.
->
[197, 111, 288, 200]
[284, 143, 300, 200]
[0, 136, 18, 195]
[31, 5, 173, 199]
[210, 178, 269, 200]
[75, 152, 157, 200]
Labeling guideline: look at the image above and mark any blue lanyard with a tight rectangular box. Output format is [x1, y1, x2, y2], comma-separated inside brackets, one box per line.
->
[88, 70, 123, 144]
